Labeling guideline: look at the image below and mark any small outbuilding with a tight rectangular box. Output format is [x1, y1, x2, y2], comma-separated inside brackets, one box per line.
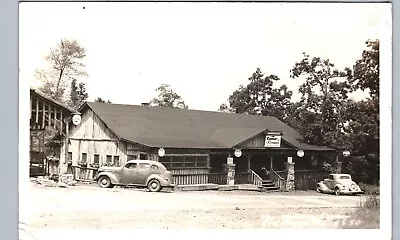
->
[29, 88, 80, 177]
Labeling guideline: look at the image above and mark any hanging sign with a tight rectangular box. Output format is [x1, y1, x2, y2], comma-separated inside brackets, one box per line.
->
[264, 135, 281, 148]
[297, 150, 305, 158]
[234, 149, 242, 158]
[158, 148, 165, 157]
[72, 114, 82, 125]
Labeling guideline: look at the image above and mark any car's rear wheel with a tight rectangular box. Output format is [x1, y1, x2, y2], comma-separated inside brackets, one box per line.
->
[147, 179, 161, 192]
[334, 187, 341, 196]
[98, 176, 114, 188]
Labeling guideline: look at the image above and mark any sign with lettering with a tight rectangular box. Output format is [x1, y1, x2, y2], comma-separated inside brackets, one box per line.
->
[264, 135, 281, 148]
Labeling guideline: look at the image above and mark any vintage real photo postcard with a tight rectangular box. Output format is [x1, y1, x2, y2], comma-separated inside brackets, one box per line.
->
[18, 2, 392, 240]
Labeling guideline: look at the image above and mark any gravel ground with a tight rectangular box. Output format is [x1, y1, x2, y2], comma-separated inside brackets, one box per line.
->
[25, 183, 363, 231]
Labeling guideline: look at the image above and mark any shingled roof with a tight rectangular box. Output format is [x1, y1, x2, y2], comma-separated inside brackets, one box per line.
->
[82, 102, 335, 151]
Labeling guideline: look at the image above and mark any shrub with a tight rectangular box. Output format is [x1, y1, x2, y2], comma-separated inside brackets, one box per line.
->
[340, 194, 380, 229]
[358, 183, 380, 195]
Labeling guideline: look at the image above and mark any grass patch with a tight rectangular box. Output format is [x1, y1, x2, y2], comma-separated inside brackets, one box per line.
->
[340, 194, 380, 229]
[358, 183, 380, 195]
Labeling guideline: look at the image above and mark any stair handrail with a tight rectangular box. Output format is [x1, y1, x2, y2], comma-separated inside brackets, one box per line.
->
[250, 169, 263, 186]
[270, 169, 285, 190]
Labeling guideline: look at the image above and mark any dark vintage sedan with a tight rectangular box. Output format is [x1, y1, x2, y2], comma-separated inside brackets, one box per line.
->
[95, 160, 175, 192]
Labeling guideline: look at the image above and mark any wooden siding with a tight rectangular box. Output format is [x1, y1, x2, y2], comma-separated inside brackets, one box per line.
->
[59, 108, 129, 173]
[68, 108, 118, 140]
[62, 139, 127, 166]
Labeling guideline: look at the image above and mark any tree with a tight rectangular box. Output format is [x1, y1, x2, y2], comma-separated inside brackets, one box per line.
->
[36, 39, 88, 103]
[339, 39, 380, 184]
[150, 84, 187, 108]
[289, 53, 352, 146]
[69, 79, 89, 109]
[219, 68, 293, 121]
[94, 97, 112, 103]
[349, 39, 379, 100]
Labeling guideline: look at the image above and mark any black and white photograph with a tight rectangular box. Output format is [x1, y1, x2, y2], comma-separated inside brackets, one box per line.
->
[18, 2, 392, 239]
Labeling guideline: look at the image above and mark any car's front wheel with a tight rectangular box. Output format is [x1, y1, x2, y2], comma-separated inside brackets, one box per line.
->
[147, 179, 162, 192]
[97, 176, 114, 188]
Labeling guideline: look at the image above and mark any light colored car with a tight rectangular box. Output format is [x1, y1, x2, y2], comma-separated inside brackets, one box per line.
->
[316, 173, 363, 195]
[95, 160, 175, 192]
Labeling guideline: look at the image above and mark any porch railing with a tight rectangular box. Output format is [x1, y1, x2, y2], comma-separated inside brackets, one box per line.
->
[249, 170, 263, 186]
[234, 172, 250, 184]
[270, 169, 286, 191]
[208, 173, 226, 185]
[172, 173, 209, 185]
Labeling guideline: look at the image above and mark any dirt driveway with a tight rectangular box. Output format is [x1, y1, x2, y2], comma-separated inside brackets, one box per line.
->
[25, 184, 363, 232]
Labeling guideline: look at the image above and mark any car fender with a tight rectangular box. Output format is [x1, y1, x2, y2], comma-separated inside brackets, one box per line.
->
[334, 183, 345, 190]
[146, 174, 168, 186]
[317, 182, 330, 191]
[97, 172, 120, 184]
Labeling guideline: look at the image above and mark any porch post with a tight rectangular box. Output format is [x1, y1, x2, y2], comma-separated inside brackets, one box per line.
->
[247, 155, 251, 172]
[270, 155, 273, 170]
[335, 153, 342, 173]
[225, 155, 236, 185]
[285, 157, 295, 191]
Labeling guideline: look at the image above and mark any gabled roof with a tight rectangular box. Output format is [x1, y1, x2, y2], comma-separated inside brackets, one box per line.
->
[30, 87, 79, 114]
[82, 102, 335, 151]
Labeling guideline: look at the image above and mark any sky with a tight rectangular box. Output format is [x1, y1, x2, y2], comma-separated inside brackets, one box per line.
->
[19, 2, 391, 111]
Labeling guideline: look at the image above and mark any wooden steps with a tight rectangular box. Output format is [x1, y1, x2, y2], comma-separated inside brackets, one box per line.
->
[262, 180, 279, 191]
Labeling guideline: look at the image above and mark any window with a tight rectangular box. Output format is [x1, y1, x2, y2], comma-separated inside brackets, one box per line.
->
[113, 156, 120, 167]
[159, 156, 171, 167]
[94, 154, 100, 164]
[139, 153, 148, 160]
[106, 155, 112, 166]
[171, 156, 184, 168]
[158, 155, 208, 169]
[184, 156, 196, 167]
[81, 153, 87, 163]
[127, 155, 138, 160]
[138, 163, 151, 169]
[196, 156, 208, 167]
[340, 176, 350, 180]
[68, 152, 72, 163]
[125, 162, 137, 169]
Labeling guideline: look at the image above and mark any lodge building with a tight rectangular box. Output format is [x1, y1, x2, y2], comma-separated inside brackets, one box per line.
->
[53, 102, 342, 190]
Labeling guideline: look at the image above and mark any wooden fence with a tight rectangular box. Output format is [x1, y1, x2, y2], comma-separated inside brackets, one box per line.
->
[72, 166, 98, 181]
[294, 170, 329, 190]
